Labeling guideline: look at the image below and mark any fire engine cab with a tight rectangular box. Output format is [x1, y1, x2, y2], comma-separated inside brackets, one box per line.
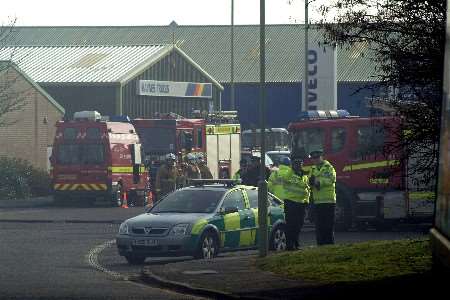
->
[51, 111, 149, 206]
[288, 110, 434, 230]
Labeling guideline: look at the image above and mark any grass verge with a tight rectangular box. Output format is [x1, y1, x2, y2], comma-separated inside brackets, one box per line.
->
[257, 239, 431, 284]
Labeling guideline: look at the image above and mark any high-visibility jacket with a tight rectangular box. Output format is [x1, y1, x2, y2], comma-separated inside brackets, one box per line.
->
[309, 160, 336, 204]
[268, 165, 310, 203]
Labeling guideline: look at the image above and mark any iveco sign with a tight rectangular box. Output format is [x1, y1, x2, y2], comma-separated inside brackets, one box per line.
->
[304, 45, 337, 111]
[138, 80, 212, 99]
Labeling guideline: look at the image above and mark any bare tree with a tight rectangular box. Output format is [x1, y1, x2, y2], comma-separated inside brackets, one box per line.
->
[0, 17, 28, 127]
[319, 0, 445, 185]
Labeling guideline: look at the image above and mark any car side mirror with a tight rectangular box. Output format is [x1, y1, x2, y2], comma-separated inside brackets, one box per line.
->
[220, 206, 238, 215]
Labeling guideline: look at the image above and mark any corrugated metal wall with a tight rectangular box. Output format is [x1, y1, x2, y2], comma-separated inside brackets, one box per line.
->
[123, 51, 221, 119]
[41, 84, 117, 118]
[221, 82, 381, 129]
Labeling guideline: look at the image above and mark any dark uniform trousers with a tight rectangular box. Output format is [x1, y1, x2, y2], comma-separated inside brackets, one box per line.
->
[313, 203, 336, 245]
[284, 199, 307, 250]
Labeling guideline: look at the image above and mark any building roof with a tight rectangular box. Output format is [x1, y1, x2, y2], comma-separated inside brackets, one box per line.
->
[5, 25, 379, 83]
[0, 61, 65, 114]
[0, 44, 223, 89]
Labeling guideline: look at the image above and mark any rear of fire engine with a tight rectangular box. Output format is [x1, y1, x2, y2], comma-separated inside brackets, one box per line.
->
[51, 111, 149, 206]
[288, 110, 434, 230]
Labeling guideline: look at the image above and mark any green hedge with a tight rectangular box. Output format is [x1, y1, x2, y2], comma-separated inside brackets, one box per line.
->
[0, 157, 51, 200]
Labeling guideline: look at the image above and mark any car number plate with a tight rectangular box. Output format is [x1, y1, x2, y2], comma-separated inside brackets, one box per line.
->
[133, 239, 158, 246]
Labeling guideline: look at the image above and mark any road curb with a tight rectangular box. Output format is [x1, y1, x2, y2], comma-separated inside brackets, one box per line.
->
[141, 268, 267, 300]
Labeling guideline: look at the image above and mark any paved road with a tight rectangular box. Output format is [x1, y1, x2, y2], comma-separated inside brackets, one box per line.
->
[0, 201, 429, 300]
[0, 202, 208, 300]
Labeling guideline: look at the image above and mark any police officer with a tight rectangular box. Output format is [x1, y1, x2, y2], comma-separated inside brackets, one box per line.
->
[309, 148, 337, 245]
[155, 153, 181, 201]
[268, 156, 310, 250]
[197, 153, 213, 179]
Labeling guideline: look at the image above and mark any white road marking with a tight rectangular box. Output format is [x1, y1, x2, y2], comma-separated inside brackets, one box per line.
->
[85, 239, 125, 280]
[85, 239, 210, 299]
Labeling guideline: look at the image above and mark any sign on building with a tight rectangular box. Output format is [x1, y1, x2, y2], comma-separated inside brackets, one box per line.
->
[304, 45, 337, 111]
[138, 80, 212, 99]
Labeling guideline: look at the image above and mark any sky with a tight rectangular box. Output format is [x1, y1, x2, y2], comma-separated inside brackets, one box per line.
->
[0, 0, 326, 27]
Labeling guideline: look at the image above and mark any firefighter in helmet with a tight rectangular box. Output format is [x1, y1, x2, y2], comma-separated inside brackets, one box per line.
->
[155, 153, 181, 201]
[183, 152, 201, 182]
[268, 156, 310, 250]
[309, 148, 337, 245]
[196, 153, 213, 179]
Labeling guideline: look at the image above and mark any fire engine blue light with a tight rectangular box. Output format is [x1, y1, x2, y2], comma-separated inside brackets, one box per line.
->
[298, 110, 350, 120]
[109, 115, 131, 123]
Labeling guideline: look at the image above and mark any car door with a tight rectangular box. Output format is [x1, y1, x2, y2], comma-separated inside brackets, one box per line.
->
[219, 189, 251, 249]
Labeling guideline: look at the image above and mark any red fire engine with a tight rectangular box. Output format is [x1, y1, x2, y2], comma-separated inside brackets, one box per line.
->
[132, 111, 241, 187]
[51, 111, 149, 206]
[288, 110, 434, 230]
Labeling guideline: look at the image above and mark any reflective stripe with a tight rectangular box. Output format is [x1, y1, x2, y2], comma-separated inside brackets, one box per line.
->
[191, 219, 208, 235]
[108, 166, 146, 173]
[54, 183, 108, 191]
[342, 160, 399, 172]
[239, 230, 253, 247]
[409, 191, 435, 201]
[369, 178, 389, 184]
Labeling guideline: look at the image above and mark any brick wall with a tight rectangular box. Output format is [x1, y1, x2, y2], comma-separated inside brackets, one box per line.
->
[0, 67, 63, 171]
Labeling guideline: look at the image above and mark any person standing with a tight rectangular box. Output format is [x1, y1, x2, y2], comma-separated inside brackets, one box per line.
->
[183, 153, 201, 181]
[233, 159, 248, 182]
[268, 156, 310, 250]
[309, 149, 336, 245]
[241, 155, 271, 186]
[155, 153, 181, 201]
[196, 153, 213, 179]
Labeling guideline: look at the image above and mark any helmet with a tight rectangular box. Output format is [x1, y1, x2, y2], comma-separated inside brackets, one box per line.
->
[279, 157, 291, 166]
[197, 153, 205, 160]
[186, 153, 196, 161]
[165, 153, 176, 161]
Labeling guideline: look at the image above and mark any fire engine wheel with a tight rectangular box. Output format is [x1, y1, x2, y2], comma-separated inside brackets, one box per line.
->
[335, 188, 353, 231]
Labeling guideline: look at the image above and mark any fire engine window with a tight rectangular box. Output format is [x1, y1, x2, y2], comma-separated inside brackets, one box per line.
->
[82, 144, 105, 164]
[355, 126, 385, 158]
[196, 128, 203, 148]
[86, 128, 101, 139]
[331, 128, 346, 153]
[57, 144, 80, 164]
[63, 128, 78, 140]
[291, 128, 324, 158]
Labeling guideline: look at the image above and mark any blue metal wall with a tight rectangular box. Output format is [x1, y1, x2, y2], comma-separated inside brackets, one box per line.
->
[221, 82, 380, 129]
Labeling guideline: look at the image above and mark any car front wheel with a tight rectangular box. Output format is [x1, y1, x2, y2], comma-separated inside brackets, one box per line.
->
[195, 232, 218, 259]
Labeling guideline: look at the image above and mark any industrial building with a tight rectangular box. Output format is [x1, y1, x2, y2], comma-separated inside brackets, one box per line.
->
[5, 24, 380, 128]
[0, 45, 223, 119]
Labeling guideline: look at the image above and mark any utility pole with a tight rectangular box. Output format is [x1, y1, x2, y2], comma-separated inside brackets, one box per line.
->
[258, 0, 268, 258]
[303, 0, 309, 111]
[230, 0, 235, 110]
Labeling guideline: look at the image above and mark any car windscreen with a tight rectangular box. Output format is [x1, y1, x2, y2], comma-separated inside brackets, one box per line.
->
[267, 153, 290, 166]
[151, 189, 225, 213]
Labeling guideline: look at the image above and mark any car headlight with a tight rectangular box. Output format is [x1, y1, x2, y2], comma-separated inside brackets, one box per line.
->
[170, 224, 191, 236]
[119, 222, 129, 235]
